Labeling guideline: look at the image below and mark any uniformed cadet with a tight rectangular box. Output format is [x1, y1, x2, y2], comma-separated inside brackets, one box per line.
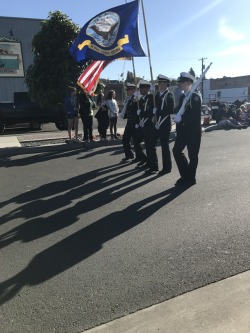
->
[154, 74, 174, 175]
[172, 72, 202, 186]
[120, 83, 146, 163]
[137, 79, 158, 174]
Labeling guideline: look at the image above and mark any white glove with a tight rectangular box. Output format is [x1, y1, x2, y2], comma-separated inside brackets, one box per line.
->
[150, 85, 155, 92]
[153, 107, 157, 115]
[137, 109, 141, 116]
[174, 114, 182, 123]
[135, 124, 139, 129]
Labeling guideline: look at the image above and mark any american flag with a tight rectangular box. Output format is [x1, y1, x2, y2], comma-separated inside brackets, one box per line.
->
[77, 60, 112, 94]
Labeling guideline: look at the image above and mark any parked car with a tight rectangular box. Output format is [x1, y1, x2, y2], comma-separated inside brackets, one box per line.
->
[0, 92, 68, 134]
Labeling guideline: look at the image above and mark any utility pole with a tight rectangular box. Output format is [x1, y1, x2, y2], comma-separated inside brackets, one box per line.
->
[199, 57, 207, 100]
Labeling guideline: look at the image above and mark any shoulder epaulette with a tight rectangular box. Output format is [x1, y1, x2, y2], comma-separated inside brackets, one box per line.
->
[190, 91, 202, 108]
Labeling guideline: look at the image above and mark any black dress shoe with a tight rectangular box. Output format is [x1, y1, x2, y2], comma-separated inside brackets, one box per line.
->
[158, 169, 171, 176]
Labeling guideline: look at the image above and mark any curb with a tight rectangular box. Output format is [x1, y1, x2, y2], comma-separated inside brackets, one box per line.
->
[0, 137, 124, 156]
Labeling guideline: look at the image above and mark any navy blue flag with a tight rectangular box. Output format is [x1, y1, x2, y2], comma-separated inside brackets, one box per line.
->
[69, 0, 146, 63]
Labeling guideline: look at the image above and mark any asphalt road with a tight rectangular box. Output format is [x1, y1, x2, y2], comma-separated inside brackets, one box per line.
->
[0, 128, 250, 333]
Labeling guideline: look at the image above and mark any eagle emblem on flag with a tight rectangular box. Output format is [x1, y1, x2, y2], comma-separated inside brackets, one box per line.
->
[87, 12, 120, 48]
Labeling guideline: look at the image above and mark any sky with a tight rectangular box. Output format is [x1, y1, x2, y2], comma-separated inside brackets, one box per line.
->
[1, 0, 250, 81]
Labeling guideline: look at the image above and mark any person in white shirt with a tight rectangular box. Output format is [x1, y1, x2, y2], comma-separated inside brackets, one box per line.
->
[106, 90, 119, 140]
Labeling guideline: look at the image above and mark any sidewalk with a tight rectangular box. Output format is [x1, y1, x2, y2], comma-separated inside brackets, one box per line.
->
[0, 127, 126, 149]
[0, 135, 21, 148]
[0, 117, 216, 150]
[83, 270, 250, 333]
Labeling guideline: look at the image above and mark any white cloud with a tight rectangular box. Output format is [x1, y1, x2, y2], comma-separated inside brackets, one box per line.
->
[218, 17, 245, 41]
[218, 43, 250, 56]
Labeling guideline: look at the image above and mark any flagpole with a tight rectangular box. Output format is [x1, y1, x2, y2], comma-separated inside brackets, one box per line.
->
[140, 0, 155, 107]
[131, 57, 140, 109]
[125, 0, 139, 108]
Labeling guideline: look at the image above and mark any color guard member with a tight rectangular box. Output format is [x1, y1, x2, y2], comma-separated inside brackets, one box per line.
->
[137, 80, 158, 174]
[121, 83, 146, 163]
[172, 72, 202, 186]
[154, 74, 174, 175]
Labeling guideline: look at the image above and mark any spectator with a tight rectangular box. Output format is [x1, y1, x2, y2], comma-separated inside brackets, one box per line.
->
[106, 90, 119, 140]
[64, 86, 80, 143]
[216, 103, 242, 129]
[226, 104, 237, 119]
[204, 103, 243, 132]
[79, 90, 96, 142]
[247, 105, 250, 118]
[236, 106, 249, 126]
[95, 93, 109, 140]
[210, 99, 221, 120]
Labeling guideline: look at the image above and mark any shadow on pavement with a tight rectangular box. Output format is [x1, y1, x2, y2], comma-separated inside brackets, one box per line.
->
[0, 184, 188, 305]
[0, 162, 134, 224]
[0, 144, 124, 168]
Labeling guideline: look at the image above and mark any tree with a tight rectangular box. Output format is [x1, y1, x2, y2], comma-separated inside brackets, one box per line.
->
[189, 67, 196, 78]
[25, 11, 81, 108]
[94, 81, 105, 95]
[125, 70, 142, 85]
[126, 71, 134, 83]
[170, 78, 177, 86]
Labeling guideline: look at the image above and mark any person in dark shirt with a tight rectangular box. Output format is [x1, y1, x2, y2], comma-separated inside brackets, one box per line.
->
[79, 90, 96, 142]
[64, 86, 80, 143]
[172, 72, 202, 186]
[138, 80, 158, 174]
[216, 103, 242, 129]
[154, 74, 174, 176]
[95, 93, 109, 140]
[120, 83, 142, 162]
[210, 99, 220, 120]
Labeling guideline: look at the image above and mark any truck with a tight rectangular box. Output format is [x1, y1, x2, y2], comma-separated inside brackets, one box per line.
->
[0, 92, 68, 134]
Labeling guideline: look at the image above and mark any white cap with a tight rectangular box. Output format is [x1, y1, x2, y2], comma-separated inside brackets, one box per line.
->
[138, 79, 151, 87]
[177, 72, 196, 83]
[157, 74, 171, 82]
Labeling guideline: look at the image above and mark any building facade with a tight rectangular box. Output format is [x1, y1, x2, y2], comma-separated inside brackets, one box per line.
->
[203, 76, 250, 104]
[0, 16, 42, 102]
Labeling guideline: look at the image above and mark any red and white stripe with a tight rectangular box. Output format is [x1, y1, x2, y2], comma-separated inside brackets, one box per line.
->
[77, 60, 111, 94]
